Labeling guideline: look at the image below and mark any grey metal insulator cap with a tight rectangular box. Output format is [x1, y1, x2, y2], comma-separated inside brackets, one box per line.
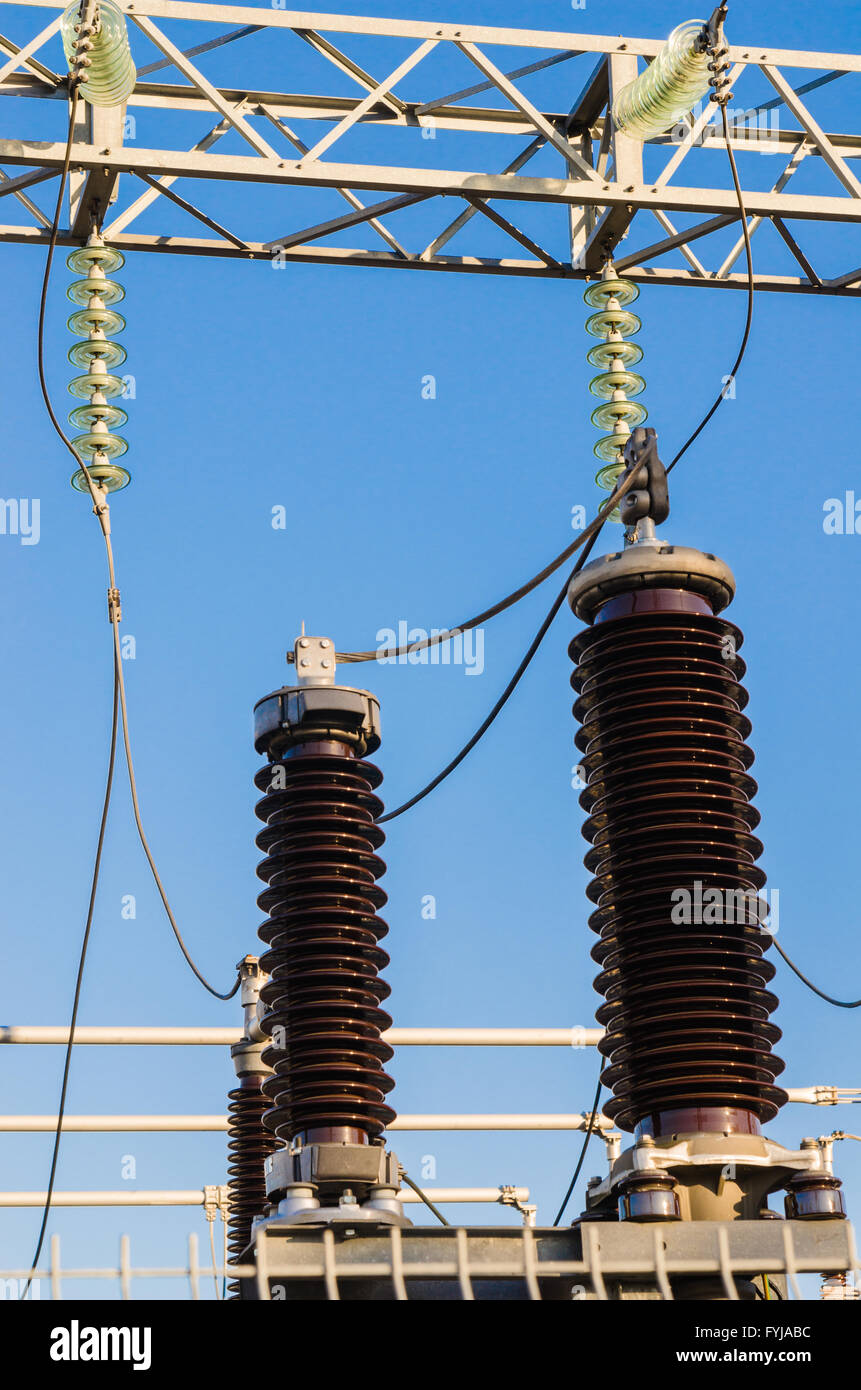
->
[253, 684, 381, 757]
[230, 1037, 271, 1079]
[567, 543, 736, 623]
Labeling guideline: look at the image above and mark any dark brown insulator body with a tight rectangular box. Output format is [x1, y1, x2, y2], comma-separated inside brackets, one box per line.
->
[570, 588, 786, 1135]
[226, 1074, 279, 1298]
[254, 740, 395, 1146]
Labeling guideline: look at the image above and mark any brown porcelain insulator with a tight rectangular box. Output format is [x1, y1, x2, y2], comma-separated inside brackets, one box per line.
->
[254, 743, 395, 1145]
[570, 590, 786, 1134]
[226, 1074, 279, 1298]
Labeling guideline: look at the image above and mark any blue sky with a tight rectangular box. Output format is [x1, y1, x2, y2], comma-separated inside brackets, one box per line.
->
[1, 0, 860, 1298]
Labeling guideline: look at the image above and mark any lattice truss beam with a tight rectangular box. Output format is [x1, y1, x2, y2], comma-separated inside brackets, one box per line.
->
[0, 0, 860, 292]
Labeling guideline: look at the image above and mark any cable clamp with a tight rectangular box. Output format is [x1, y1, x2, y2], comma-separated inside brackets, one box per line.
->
[498, 1185, 537, 1227]
[203, 1184, 230, 1223]
[107, 586, 122, 623]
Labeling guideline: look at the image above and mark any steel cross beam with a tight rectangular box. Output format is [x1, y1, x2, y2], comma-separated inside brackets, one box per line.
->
[0, 0, 859, 294]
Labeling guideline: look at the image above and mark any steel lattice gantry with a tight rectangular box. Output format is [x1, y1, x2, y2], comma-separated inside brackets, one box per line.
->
[0, 3, 860, 293]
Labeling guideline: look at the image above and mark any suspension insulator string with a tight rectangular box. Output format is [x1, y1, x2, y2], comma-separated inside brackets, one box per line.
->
[60, 0, 136, 108]
[585, 265, 646, 520]
[67, 232, 131, 494]
[612, 17, 715, 141]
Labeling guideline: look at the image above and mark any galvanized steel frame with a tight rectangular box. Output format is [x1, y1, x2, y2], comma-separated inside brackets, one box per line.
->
[0, 1, 859, 292]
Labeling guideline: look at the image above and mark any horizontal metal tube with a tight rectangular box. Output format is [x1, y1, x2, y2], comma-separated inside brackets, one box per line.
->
[0, 1187, 528, 1207]
[0, 1025, 603, 1046]
[397, 1112, 609, 1130]
[0, 1115, 231, 1131]
[0, 1113, 612, 1132]
[400, 1188, 530, 1205]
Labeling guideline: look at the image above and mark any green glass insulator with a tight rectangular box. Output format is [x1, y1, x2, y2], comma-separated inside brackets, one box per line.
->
[67, 274, 125, 307]
[612, 20, 712, 142]
[61, 0, 136, 108]
[585, 307, 642, 339]
[589, 369, 646, 400]
[71, 461, 131, 493]
[584, 266, 644, 524]
[68, 370, 126, 399]
[595, 461, 626, 490]
[71, 430, 129, 459]
[68, 338, 127, 369]
[583, 277, 640, 309]
[591, 399, 648, 431]
[69, 402, 128, 431]
[594, 429, 633, 463]
[67, 305, 126, 338]
[587, 340, 644, 370]
[67, 244, 125, 275]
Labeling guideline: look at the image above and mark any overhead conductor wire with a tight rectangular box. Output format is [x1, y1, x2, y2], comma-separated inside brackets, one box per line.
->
[343, 100, 755, 829]
[26, 78, 238, 1294]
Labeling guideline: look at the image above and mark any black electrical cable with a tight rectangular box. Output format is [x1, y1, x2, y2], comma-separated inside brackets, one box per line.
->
[340, 116, 752, 671]
[110, 619, 240, 1000]
[553, 1073, 603, 1227]
[25, 84, 113, 1301]
[376, 157, 751, 828]
[337, 467, 642, 666]
[23, 650, 120, 1298]
[340, 65, 754, 674]
[377, 520, 605, 824]
[400, 1171, 451, 1227]
[666, 100, 754, 474]
[25, 74, 238, 1297]
[36, 92, 239, 1004]
[770, 938, 861, 1010]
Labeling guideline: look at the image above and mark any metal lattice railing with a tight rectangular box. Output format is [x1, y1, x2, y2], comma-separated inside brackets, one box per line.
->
[0, 1233, 248, 1301]
[5, 1220, 859, 1301]
[250, 1220, 861, 1302]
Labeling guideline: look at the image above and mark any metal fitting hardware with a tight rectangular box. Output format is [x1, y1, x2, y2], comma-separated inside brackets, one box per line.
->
[288, 634, 337, 688]
[253, 683, 381, 758]
[784, 1173, 847, 1221]
[617, 1169, 681, 1222]
[567, 543, 736, 623]
[265, 1142, 401, 1203]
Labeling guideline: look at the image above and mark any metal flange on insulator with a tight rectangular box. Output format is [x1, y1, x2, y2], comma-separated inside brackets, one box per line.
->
[585, 264, 646, 519]
[66, 232, 130, 493]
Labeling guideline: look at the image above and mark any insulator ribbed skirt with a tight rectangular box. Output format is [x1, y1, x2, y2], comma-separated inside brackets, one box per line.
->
[570, 603, 786, 1133]
[226, 1076, 278, 1298]
[254, 748, 395, 1144]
